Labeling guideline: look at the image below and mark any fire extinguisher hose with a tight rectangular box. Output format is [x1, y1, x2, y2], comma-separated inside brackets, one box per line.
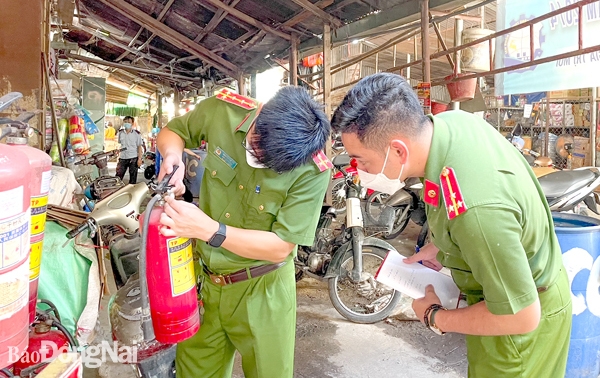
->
[52, 320, 79, 349]
[139, 193, 162, 342]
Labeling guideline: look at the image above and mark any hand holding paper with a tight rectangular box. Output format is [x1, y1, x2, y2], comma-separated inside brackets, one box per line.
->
[375, 250, 460, 309]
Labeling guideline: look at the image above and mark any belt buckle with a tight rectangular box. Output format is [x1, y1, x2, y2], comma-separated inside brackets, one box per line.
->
[209, 273, 229, 286]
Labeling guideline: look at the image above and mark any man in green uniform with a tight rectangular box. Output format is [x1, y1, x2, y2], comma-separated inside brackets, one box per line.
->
[156, 87, 331, 378]
[331, 73, 572, 377]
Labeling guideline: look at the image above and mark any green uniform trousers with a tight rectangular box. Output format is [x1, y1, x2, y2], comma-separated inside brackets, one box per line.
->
[176, 261, 296, 378]
[466, 268, 572, 377]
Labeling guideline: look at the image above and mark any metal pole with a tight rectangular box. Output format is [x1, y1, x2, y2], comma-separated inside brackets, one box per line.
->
[421, 0, 431, 83]
[393, 44, 397, 67]
[375, 52, 379, 73]
[157, 91, 163, 128]
[592, 87, 597, 166]
[406, 54, 411, 79]
[452, 18, 464, 110]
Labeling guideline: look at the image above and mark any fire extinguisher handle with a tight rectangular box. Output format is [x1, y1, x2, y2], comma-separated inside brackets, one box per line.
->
[155, 165, 179, 194]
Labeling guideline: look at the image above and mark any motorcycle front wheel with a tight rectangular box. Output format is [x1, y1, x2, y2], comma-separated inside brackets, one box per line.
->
[328, 244, 402, 324]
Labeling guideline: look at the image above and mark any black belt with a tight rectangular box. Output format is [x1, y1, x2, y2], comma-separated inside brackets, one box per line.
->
[203, 262, 286, 286]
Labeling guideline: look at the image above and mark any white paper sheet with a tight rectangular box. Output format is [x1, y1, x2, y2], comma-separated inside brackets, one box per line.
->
[375, 250, 461, 309]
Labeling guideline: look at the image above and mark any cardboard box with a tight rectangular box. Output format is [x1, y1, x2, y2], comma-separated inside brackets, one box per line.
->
[573, 136, 590, 151]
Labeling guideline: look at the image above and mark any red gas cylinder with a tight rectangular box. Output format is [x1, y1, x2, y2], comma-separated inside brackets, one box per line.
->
[140, 205, 199, 344]
[12, 322, 70, 376]
[0, 144, 32, 369]
[7, 137, 53, 324]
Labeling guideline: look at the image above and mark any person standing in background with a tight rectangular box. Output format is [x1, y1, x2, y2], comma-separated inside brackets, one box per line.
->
[116, 115, 143, 184]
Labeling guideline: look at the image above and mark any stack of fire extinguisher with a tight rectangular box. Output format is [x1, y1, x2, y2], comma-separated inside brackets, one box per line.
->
[0, 92, 79, 377]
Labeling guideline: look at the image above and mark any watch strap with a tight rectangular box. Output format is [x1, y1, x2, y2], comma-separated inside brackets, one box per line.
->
[208, 222, 227, 247]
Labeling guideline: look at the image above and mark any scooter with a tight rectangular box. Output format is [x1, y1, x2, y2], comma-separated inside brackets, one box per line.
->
[296, 154, 403, 324]
[72, 148, 127, 210]
[66, 169, 183, 378]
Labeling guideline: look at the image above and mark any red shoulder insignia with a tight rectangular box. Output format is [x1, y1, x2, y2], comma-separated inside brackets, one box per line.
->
[439, 167, 467, 220]
[312, 150, 333, 172]
[424, 179, 439, 208]
[216, 88, 257, 110]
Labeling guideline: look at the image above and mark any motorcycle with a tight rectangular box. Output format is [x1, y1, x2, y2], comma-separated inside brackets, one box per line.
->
[72, 148, 127, 210]
[296, 154, 403, 324]
[508, 125, 600, 214]
[141, 151, 157, 180]
[66, 170, 182, 378]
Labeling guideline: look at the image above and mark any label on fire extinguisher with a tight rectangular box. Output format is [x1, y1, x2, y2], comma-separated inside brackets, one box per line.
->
[30, 195, 48, 237]
[0, 210, 30, 270]
[167, 237, 195, 296]
[0, 260, 28, 320]
[29, 240, 43, 281]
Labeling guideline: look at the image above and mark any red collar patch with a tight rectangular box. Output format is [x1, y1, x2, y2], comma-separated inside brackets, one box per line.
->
[423, 179, 439, 207]
[312, 150, 333, 172]
[439, 167, 467, 220]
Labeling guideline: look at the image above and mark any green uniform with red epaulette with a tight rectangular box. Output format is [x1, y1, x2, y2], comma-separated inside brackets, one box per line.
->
[422, 111, 572, 377]
[166, 89, 331, 378]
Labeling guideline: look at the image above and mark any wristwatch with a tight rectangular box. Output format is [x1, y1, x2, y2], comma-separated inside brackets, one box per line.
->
[424, 304, 447, 335]
[208, 222, 227, 247]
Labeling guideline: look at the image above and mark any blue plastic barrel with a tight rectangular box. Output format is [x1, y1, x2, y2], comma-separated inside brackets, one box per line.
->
[553, 212, 600, 378]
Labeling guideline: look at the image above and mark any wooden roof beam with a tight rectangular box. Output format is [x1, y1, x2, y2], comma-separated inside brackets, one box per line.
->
[200, 0, 290, 41]
[116, 0, 176, 62]
[283, 0, 334, 27]
[194, 0, 242, 43]
[98, 0, 241, 77]
[290, 0, 343, 29]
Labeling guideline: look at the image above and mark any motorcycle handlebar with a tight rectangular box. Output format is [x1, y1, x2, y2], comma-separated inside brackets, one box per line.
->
[66, 222, 89, 239]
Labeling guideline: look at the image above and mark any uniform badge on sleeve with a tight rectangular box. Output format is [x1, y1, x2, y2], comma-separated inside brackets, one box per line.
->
[439, 167, 467, 220]
[216, 88, 257, 110]
[424, 179, 439, 208]
[312, 150, 333, 172]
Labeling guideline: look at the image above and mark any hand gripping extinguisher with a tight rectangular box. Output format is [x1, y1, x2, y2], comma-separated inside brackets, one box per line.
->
[138, 165, 200, 344]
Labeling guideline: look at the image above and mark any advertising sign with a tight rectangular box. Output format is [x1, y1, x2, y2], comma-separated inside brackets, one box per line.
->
[495, 0, 600, 95]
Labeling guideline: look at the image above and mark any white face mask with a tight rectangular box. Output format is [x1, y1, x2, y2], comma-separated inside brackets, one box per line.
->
[357, 146, 406, 195]
[245, 137, 267, 169]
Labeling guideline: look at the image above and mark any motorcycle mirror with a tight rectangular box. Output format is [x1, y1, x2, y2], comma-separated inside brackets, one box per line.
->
[513, 123, 523, 137]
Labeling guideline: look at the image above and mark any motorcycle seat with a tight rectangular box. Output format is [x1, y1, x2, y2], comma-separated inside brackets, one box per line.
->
[538, 169, 597, 199]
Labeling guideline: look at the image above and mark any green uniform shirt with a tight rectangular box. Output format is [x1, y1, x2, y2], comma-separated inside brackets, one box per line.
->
[424, 111, 571, 377]
[424, 111, 563, 314]
[166, 95, 330, 274]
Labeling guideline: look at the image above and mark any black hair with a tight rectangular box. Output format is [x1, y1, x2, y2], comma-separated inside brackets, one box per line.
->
[330, 73, 429, 150]
[123, 116, 134, 123]
[255, 86, 330, 173]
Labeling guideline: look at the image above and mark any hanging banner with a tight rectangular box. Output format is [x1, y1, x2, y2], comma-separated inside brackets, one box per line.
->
[495, 0, 600, 95]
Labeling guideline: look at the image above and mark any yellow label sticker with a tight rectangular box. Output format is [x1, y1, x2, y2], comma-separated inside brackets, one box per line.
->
[29, 240, 43, 281]
[30, 195, 48, 237]
[167, 238, 195, 296]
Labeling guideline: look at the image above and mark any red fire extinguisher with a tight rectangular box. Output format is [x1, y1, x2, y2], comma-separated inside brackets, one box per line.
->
[7, 135, 53, 324]
[12, 321, 70, 376]
[139, 177, 200, 344]
[0, 144, 33, 369]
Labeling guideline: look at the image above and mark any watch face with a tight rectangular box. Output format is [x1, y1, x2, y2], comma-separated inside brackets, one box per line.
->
[209, 234, 226, 247]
